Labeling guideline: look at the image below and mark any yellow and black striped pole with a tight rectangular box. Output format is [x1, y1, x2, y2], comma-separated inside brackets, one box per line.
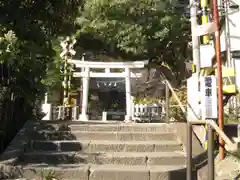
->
[201, 0, 210, 45]
[200, 0, 211, 78]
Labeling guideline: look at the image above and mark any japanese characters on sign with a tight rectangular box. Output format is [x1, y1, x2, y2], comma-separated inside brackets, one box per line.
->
[200, 76, 218, 120]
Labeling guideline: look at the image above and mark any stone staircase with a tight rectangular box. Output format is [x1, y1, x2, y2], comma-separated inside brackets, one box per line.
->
[1, 122, 189, 180]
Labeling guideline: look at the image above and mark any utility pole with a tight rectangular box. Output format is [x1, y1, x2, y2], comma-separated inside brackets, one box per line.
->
[212, 0, 225, 160]
[190, 0, 201, 77]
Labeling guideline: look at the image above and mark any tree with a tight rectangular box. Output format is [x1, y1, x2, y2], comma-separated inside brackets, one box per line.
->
[0, 0, 83, 87]
[0, 0, 82, 146]
[0, 0, 83, 96]
[0, 0, 85, 155]
[76, 0, 191, 71]
[0, 0, 81, 40]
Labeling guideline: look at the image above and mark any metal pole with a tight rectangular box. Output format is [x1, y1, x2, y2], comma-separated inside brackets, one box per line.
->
[165, 81, 169, 123]
[212, 0, 225, 160]
[187, 122, 193, 180]
[190, 0, 201, 77]
[207, 124, 215, 180]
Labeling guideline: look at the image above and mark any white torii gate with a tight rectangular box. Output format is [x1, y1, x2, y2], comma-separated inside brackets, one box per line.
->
[68, 59, 149, 122]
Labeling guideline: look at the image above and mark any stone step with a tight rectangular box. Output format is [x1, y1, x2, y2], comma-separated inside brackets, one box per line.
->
[34, 123, 172, 132]
[6, 164, 188, 180]
[31, 140, 182, 152]
[66, 123, 172, 132]
[19, 151, 186, 166]
[31, 131, 177, 141]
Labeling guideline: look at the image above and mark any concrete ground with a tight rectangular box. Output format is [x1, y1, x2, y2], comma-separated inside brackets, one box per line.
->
[215, 154, 240, 179]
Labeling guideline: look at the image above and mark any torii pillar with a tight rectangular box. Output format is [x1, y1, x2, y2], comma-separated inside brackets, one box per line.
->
[79, 67, 90, 121]
[125, 67, 132, 122]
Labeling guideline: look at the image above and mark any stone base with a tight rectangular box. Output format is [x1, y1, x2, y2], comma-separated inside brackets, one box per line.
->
[78, 114, 89, 121]
[102, 112, 107, 122]
[41, 103, 52, 120]
[124, 115, 133, 123]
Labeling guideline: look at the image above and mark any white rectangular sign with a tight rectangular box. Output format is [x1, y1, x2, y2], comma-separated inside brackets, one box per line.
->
[197, 22, 217, 36]
[200, 44, 215, 68]
[200, 76, 218, 120]
[187, 75, 201, 121]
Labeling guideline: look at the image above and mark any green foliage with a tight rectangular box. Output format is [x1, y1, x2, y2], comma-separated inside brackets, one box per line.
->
[0, 0, 85, 158]
[76, 0, 190, 69]
[0, 2, 84, 157]
[169, 88, 187, 121]
[43, 39, 63, 92]
[0, 31, 47, 102]
[0, 0, 83, 94]
[0, 0, 82, 40]
[134, 97, 162, 105]
[224, 110, 240, 124]
[0, 0, 83, 101]
[41, 169, 59, 180]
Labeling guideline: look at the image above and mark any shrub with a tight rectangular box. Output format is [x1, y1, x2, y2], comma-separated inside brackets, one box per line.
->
[169, 88, 187, 121]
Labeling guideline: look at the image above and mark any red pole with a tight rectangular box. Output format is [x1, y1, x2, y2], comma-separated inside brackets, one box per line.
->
[212, 0, 225, 160]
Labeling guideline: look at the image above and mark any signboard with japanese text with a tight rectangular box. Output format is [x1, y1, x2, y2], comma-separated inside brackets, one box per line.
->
[200, 76, 218, 120]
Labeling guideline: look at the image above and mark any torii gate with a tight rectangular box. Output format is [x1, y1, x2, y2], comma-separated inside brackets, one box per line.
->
[68, 59, 149, 122]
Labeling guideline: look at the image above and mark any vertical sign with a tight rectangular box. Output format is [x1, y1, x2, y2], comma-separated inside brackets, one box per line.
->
[187, 75, 201, 121]
[200, 76, 218, 120]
